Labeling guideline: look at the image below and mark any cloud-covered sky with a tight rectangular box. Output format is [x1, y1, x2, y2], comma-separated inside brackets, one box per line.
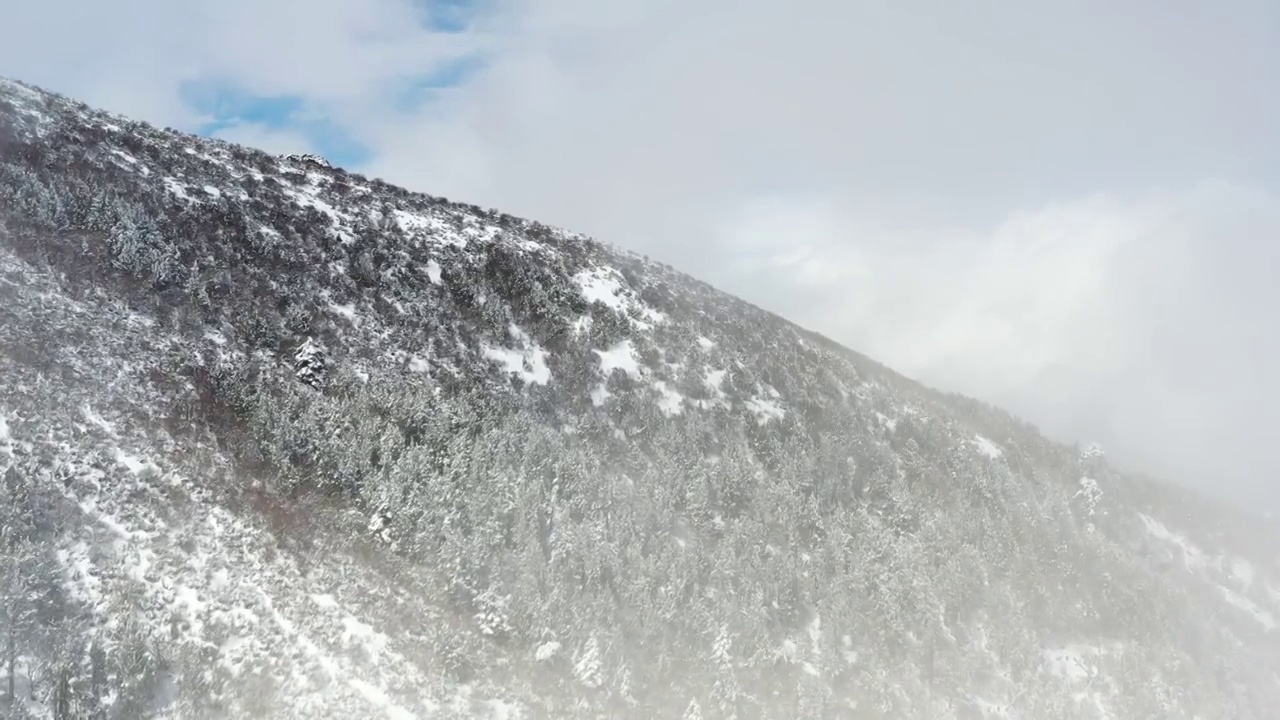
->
[3, 0, 1278, 511]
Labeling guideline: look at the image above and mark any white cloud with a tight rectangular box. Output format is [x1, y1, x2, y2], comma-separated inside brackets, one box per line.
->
[2, 0, 1278, 510]
[0, 0, 486, 128]
[710, 183, 1279, 508]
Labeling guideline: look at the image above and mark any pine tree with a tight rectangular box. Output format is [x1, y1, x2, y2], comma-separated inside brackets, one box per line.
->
[574, 637, 603, 689]
[709, 623, 741, 718]
[293, 338, 327, 389]
[1, 466, 39, 720]
[87, 642, 106, 720]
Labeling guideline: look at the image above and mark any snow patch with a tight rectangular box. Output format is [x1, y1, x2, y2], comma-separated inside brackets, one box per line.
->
[482, 698, 522, 720]
[209, 568, 230, 592]
[482, 326, 551, 385]
[705, 369, 726, 395]
[163, 177, 195, 201]
[652, 381, 685, 416]
[574, 268, 665, 329]
[576, 268, 628, 311]
[840, 635, 858, 665]
[973, 435, 1004, 459]
[346, 678, 416, 720]
[1221, 587, 1276, 630]
[329, 301, 360, 325]
[173, 585, 209, 638]
[1230, 557, 1256, 588]
[535, 640, 561, 662]
[969, 696, 1013, 718]
[425, 259, 443, 285]
[1043, 645, 1095, 682]
[1138, 513, 1213, 573]
[341, 616, 390, 658]
[109, 149, 150, 175]
[571, 315, 593, 335]
[636, 305, 666, 326]
[114, 448, 159, 476]
[57, 541, 104, 610]
[125, 310, 156, 328]
[78, 497, 133, 540]
[595, 340, 642, 379]
[590, 383, 611, 407]
[284, 179, 353, 242]
[394, 209, 463, 246]
[746, 397, 786, 424]
[699, 369, 728, 409]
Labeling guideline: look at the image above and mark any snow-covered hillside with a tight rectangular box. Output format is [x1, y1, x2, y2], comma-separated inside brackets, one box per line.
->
[2, 75, 1278, 719]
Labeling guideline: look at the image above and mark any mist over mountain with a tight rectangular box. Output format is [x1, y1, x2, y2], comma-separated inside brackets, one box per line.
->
[1, 76, 1278, 719]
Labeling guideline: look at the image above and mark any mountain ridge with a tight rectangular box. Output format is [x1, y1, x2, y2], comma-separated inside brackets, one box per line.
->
[2, 74, 1278, 719]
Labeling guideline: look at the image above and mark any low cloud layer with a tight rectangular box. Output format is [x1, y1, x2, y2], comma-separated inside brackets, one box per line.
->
[2, 0, 1277, 511]
[712, 184, 1280, 509]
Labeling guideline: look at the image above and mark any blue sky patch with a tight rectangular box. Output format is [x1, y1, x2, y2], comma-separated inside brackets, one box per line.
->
[390, 55, 486, 113]
[179, 80, 374, 167]
[176, 2, 490, 168]
[419, 0, 482, 33]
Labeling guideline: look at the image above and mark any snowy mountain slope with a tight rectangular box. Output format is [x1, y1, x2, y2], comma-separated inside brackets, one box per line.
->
[2, 75, 1279, 718]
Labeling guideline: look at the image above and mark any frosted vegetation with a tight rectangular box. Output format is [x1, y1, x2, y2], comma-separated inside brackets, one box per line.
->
[2, 76, 1280, 718]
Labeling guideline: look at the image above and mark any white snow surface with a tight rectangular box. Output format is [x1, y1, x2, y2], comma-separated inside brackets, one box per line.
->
[575, 268, 628, 310]
[535, 641, 561, 662]
[483, 326, 552, 385]
[746, 396, 786, 424]
[574, 268, 665, 328]
[1221, 587, 1277, 631]
[1231, 557, 1256, 588]
[595, 339, 642, 379]
[1043, 645, 1095, 682]
[425, 259, 443, 285]
[590, 383, 611, 407]
[973, 435, 1004, 459]
[1138, 513, 1214, 572]
[704, 368, 726, 389]
[163, 177, 195, 201]
[328, 301, 360, 325]
[652, 380, 685, 416]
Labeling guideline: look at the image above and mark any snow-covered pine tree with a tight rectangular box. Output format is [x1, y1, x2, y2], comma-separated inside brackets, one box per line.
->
[293, 338, 327, 389]
[573, 636, 603, 689]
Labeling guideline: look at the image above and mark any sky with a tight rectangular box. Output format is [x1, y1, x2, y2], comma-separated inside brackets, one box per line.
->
[2, 0, 1278, 512]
